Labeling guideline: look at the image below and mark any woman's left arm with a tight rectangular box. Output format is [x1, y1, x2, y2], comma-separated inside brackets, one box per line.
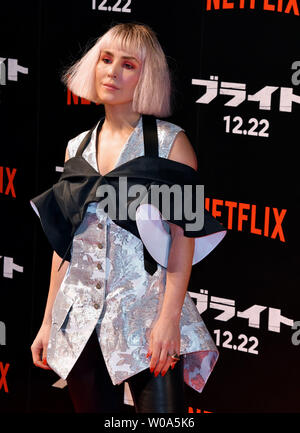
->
[148, 131, 198, 376]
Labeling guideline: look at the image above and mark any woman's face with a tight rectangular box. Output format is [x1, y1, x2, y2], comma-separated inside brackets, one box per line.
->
[95, 46, 142, 107]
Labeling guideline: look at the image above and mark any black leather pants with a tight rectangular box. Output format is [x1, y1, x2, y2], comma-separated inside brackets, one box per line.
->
[66, 329, 186, 413]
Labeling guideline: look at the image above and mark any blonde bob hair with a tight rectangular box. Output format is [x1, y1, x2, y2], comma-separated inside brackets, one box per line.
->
[61, 23, 172, 117]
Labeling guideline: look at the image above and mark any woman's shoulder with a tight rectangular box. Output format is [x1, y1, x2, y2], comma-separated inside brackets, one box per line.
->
[156, 118, 184, 135]
[155, 119, 184, 159]
[66, 127, 94, 159]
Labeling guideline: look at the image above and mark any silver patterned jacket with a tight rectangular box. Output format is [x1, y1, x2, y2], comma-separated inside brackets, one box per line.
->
[47, 117, 219, 393]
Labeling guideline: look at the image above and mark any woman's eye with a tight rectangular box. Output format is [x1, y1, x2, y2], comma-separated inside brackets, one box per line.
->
[102, 57, 111, 63]
[124, 63, 134, 69]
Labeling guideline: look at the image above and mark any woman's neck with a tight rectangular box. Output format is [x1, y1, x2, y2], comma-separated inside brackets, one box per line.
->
[103, 104, 141, 133]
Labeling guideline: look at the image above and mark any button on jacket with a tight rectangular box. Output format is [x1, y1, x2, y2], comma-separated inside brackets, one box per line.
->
[43, 117, 219, 394]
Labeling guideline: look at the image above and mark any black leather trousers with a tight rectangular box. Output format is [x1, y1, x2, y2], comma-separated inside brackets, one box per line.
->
[66, 329, 186, 413]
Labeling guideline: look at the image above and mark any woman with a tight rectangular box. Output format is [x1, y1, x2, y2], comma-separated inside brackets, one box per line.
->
[30, 22, 222, 413]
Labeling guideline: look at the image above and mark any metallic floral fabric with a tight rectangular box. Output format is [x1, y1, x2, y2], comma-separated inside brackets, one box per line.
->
[47, 117, 219, 393]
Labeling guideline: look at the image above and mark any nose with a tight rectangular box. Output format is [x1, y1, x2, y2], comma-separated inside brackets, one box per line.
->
[107, 62, 118, 79]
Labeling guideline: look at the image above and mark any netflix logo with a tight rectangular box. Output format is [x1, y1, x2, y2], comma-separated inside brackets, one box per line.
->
[0, 362, 9, 393]
[205, 197, 287, 242]
[206, 0, 300, 16]
[0, 166, 17, 198]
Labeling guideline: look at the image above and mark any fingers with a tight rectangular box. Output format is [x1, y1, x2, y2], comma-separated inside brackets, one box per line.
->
[159, 354, 173, 377]
[150, 346, 169, 376]
[161, 347, 181, 376]
[33, 358, 52, 370]
[41, 346, 51, 370]
[148, 344, 180, 377]
[31, 342, 52, 370]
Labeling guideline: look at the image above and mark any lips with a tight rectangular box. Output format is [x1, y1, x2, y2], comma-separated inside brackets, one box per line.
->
[103, 83, 119, 90]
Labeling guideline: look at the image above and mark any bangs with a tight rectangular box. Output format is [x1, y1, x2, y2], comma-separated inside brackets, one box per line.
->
[97, 28, 146, 63]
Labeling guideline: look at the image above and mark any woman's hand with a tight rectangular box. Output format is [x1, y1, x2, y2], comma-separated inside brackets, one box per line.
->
[30, 252, 69, 371]
[147, 315, 180, 377]
[31, 324, 52, 370]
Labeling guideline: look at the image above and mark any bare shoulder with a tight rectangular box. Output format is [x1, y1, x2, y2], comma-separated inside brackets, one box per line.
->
[168, 131, 198, 171]
[65, 146, 70, 162]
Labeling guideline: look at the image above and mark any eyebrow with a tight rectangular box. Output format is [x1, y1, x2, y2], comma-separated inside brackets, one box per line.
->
[102, 50, 139, 62]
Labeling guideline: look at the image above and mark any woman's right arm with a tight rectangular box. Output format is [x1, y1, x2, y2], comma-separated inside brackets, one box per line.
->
[31, 147, 71, 369]
[31, 253, 70, 369]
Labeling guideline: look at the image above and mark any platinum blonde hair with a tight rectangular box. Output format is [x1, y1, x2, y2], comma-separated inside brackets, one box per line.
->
[61, 23, 172, 117]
